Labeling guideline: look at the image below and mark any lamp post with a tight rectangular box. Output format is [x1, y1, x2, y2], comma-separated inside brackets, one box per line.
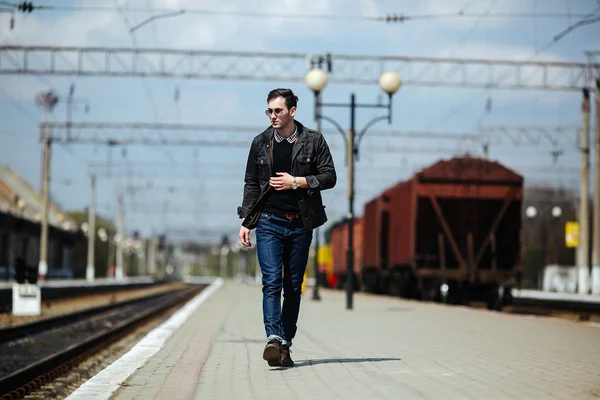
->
[305, 69, 402, 310]
[312, 90, 323, 302]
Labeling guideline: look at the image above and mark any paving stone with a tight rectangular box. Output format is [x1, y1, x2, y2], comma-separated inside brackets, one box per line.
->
[111, 282, 600, 400]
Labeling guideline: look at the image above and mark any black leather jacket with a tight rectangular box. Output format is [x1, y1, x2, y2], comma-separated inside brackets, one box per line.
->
[237, 120, 337, 230]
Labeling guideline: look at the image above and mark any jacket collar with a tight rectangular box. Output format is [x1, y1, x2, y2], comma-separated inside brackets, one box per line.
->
[260, 120, 307, 144]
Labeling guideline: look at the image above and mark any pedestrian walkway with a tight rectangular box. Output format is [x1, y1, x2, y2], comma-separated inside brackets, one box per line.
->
[72, 280, 600, 399]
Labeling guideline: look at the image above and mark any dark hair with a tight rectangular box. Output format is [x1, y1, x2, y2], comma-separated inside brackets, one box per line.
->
[267, 88, 298, 110]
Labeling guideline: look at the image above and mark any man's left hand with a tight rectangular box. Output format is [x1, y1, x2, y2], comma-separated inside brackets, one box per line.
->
[270, 172, 294, 191]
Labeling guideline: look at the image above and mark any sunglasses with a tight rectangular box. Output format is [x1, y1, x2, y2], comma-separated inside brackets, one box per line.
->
[264, 108, 287, 117]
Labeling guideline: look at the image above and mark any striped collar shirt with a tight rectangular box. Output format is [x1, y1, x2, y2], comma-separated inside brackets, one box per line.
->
[274, 126, 298, 143]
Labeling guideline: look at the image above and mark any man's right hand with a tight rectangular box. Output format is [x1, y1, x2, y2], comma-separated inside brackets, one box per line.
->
[239, 226, 251, 247]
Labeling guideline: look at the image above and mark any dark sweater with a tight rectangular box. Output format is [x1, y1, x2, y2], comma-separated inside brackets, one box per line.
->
[262, 139, 300, 214]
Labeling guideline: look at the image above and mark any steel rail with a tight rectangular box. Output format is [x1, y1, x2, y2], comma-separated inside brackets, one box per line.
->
[0, 285, 205, 399]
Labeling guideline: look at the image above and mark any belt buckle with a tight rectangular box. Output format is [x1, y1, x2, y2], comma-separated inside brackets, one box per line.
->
[284, 213, 297, 219]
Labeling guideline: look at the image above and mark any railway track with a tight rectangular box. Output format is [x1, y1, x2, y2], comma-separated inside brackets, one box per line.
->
[0, 284, 206, 399]
[461, 294, 600, 322]
[0, 279, 160, 314]
[506, 295, 600, 322]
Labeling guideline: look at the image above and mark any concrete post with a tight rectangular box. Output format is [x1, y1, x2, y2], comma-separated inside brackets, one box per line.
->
[38, 129, 51, 281]
[578, 89, 591, 294]
[592, 79, 600, 295]
[86, 174, 96, 282]
[115, 194, 125, 280]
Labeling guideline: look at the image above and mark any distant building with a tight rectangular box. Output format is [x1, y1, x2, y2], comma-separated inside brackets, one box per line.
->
[0, 163, 83, 280]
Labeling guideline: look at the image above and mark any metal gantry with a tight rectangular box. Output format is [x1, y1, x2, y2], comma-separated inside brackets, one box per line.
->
[2, 45, 599, 91]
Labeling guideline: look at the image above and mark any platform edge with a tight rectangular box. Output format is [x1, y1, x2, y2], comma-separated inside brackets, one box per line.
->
[64, 277, 225, 400]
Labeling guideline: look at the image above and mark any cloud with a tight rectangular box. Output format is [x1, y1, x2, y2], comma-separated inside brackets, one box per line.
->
[0, 76, 49, 102]
[359, 0, 381, 17]
[0, 0, 244, 50]
[194, 90, 241, 121]
[0, 0, 345, 54]
[431, 42, 579, 100]
[438, 41, 565, 61]
[404, 0, 594, 60]
[145, 0, 243, 49]
[1, 7, 123, 47]
[261, 0, 332, 28]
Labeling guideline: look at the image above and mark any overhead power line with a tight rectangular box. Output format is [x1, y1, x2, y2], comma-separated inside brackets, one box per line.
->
[4, 1, 593, 21]
[552, 4, 600, 43]
[423, 3, 600, 130]
[553, 16, 600, 43]
[377, 12, 594, 23]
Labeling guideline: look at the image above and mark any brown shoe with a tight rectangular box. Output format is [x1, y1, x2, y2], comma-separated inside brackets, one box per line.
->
[262, 339, 282, 367]
[281, 345, 294, 367]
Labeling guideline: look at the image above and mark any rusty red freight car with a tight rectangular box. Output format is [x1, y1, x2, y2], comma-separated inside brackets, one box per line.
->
[360, 190, 393, 294]
[328, 217, 363, 289]
[375, 156, 523, 309]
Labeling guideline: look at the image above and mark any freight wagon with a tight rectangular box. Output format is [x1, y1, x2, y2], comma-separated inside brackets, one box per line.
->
[327, 217, 363, 290]
[360, 156, 523, 309]
[360, 190, 392, 294]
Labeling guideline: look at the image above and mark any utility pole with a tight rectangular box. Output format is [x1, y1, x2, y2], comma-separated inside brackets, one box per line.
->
[39, 127, 51, 282]
[346, 96, 356, 310]
[148, 236, 157, 276]
[220, 246, 229, 278]
[67, 83, 74, 141]
[39, 143, 45, 192]
[86, 174, 96, 282]
[107, 232, 114, 277]
[35, 90, 58, 282]
[578, 89, 591, 294]
[35, 86, 88, 282]
[592, 77, 600, 295]
[115, 194, 125, 280]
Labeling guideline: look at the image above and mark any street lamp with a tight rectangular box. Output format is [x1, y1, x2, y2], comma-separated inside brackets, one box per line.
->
[305, 68, 402, 310]
[305, 68, 328, 302]
[305, 69, 328, 94]
[98, 228, 108, 242]
[525, 204, 563, 288]
[551, 206, 563, 218]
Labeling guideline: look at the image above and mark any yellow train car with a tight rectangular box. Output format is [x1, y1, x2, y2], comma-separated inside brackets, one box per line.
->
[319, 244, 333, 280]
[301, 245, 333, 292]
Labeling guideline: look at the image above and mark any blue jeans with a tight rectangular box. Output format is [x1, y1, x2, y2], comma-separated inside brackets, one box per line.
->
[256, 213, 313, 348]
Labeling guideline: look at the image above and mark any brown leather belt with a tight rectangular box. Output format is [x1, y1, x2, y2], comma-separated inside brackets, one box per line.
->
[274, 213, 301, 219]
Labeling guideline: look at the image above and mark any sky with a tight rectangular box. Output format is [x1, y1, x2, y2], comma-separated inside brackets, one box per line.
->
[0, 0, 599, 244]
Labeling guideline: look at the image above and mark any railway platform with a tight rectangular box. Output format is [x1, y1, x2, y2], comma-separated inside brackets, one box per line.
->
[67, 279, 600, 400]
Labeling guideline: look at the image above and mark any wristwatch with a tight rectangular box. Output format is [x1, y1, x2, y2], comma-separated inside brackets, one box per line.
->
[292, 177, 298, 190]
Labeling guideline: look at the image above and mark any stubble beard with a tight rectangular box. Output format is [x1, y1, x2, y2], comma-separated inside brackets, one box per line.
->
[279, 119, 293, 133]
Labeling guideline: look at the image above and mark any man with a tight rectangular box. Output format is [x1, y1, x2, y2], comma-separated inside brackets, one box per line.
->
[238, 88, 336, 368]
